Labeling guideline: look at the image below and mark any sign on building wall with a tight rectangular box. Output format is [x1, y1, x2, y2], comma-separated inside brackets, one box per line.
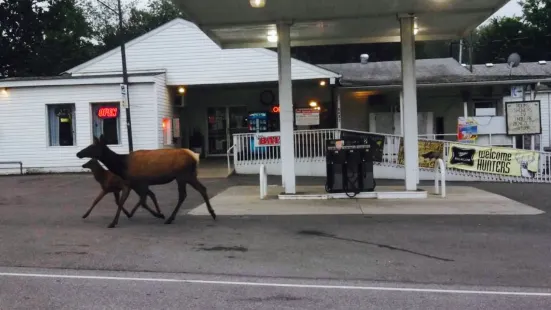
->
[397, 139, 445, 169]
[510, 85, 524, 98]
[505, 100, 541, 135]
[120, 84, 129, 108]
[254, 132, 280, 147]
[295, 108, 320, 126]
[457, 117, 478, 143]
[447, 143, 539, 178]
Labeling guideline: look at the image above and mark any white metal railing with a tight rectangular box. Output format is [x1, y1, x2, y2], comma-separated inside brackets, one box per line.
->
[226, 143, 236, 175]
[434, 158, 446, 197]
[232, 128, 551, 184]
[233, 129, 340, 164]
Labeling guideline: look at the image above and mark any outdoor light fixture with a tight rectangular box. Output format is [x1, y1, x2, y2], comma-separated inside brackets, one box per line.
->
[414, 26, 419, 35]
[250, 0, 266, 8]
[309, 101, 318, 107]
[267, 30, 278, 43]
[319, 80, 326, 86]
[178, 86, 186, 94]
[1, 88, 7, 95]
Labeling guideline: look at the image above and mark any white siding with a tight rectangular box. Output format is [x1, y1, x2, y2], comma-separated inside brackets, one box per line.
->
[0, 81, 158, 174]
[67, 19, 338, 85]
[154, 74, 174, 148]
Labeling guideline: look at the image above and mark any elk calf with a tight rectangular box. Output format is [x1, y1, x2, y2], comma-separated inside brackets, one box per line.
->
[81, 159, 164, 220]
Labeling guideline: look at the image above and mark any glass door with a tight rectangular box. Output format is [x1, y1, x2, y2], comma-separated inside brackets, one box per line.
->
[228, 106, 249, 144]
[207, 107, 227, 155]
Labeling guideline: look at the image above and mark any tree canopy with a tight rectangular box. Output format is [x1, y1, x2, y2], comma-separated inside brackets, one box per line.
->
[1, 0, 550, 78]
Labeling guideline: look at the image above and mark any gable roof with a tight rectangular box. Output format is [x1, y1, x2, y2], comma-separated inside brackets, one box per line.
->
[65, 18, 339, 85]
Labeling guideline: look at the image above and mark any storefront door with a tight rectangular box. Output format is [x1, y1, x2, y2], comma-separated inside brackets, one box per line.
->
[207, 106, 248, 156]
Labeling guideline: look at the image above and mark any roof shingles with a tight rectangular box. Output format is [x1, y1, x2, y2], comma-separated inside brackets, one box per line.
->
[318, 58, 551, 86]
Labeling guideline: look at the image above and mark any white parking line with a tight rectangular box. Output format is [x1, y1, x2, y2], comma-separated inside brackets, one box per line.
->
[0, 271, 550, 297]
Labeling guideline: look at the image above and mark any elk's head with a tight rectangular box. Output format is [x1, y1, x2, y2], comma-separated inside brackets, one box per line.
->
[515, 153, 537, 169]
[77, 135, 107, 160]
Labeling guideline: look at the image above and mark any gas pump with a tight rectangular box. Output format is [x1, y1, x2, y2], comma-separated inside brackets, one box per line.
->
[325, 138, 376, 197]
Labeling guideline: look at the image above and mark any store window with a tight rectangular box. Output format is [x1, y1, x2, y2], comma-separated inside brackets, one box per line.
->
[47, 104, 76, 146]
[162, 118, 172, 145]
[91, 103, 120, 145]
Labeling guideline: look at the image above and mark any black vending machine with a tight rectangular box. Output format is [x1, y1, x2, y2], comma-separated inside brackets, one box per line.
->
[325, 138, 376, 196]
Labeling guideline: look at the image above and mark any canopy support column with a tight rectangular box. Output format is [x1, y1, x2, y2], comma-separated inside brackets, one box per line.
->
[399, 14, 419, 191]
[277, 22, 296, 194]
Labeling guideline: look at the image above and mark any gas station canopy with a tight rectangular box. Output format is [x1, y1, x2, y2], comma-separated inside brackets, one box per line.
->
[171, 0, 510, 48]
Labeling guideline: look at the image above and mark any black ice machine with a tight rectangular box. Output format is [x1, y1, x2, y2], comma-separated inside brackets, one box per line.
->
[325, 138, 376, 197]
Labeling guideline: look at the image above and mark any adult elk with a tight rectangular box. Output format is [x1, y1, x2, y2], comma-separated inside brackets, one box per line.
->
[76, 135, 216, 228]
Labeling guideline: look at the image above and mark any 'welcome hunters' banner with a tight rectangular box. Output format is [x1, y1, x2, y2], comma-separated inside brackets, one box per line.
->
[398, 139, 445, 168]
[447, 143, 540, 178]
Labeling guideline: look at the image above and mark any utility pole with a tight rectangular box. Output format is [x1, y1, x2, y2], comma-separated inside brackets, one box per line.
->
[97, 0, 133, 152]
[117, 0, 133, 152]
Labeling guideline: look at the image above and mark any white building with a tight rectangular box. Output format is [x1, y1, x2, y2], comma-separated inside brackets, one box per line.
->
[0, 18, 339, 174]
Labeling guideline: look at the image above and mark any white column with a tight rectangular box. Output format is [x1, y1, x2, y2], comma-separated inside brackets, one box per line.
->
[277, 22, 296, 194]
[530, 87, 536, 150]
[399, 14, 419, 191]
[399, 90, 404, 135]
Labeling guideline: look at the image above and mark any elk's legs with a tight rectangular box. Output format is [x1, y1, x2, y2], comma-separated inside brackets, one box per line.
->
[128, 189, 165, 219]
[108, 186, 131, 228]
[189, 178, 216, 221]
[165, 180, 187, 225]
[83, 190, 131, 219]
[113, 191, 131, 218]
[82, 190, 107, 219]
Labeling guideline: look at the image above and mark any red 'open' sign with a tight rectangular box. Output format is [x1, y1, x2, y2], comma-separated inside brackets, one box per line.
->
[97, 107, 119, 119]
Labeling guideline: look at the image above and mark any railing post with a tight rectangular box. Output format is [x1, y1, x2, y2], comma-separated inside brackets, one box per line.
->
[260, 164, 267, 199]
[434, 158, 446, 197]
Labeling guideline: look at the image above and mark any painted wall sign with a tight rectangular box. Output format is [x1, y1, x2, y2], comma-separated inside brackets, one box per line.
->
[505, 100, 542, 135]
[97, 107, 119, 119]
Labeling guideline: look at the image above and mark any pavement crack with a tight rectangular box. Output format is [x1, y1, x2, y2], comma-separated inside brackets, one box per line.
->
[298, 230, 454, 262]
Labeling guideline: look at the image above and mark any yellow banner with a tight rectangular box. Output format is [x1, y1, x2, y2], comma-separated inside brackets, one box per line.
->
[398, 139, 445, 168]
[447, 143, 540, 177]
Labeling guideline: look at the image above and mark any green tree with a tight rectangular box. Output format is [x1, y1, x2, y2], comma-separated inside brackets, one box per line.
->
[466, 0, 551, 64]
[0, 0, 97, 78]
[82, 0, 185, 53]
[471, 16, 533, 63]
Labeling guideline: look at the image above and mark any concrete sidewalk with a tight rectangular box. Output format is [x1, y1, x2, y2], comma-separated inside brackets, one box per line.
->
[187, 185, 545, 216]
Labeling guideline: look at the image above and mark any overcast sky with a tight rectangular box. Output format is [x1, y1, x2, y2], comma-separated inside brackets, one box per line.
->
[487, 1, 523, 21]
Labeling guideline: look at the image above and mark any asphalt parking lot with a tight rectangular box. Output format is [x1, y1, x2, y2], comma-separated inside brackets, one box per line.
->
[0, 173, 550, 309]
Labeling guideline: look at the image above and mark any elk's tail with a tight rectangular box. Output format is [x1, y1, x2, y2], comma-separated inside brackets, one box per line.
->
[191, 151, 200, 164]
[182, 148, 200, 165]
